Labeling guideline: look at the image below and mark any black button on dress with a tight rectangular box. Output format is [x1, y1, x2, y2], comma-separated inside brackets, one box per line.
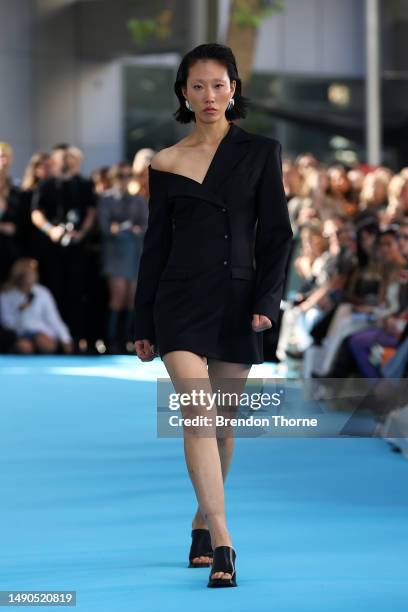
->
[134, 122, 293, 364]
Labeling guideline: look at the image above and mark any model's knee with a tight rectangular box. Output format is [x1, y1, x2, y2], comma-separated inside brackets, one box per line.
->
[216, 434, 233, 448]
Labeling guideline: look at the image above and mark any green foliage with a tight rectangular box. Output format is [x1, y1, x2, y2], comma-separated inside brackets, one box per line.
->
[232, 0, 284, 28]
[127, 18, 157, 46]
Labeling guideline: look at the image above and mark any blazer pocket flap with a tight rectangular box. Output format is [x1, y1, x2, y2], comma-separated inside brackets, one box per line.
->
[160, 267, 189, 280]
[231, 266, 255, 280]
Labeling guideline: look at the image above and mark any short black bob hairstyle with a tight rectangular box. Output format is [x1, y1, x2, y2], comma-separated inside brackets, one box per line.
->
[173, 43, 250, 124]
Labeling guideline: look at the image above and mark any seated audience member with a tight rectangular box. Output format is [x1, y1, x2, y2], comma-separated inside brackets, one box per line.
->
[0, 258, 73, 354]
[288, 166, 344, 230]
[348, 222, 408, 378]
[382, 173, 408, 225]
[309, 224, 402, 378]
[355, 168, 390, 223]
[327, 164, 359, 218]
[278, 215, 356, 359]
[303, 218, 382, 377]
[282, 158, 302, 202]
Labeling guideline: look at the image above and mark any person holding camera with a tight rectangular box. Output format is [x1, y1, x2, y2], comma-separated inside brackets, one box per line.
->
[30, 145, 97, 349]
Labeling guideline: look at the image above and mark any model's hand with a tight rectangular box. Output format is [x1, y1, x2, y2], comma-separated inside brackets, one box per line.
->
[135, 339, 157, 361]
[252, 314, 272, 332]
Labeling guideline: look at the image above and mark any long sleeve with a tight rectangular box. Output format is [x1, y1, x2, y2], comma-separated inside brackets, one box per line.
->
[136, 196, 149, 233]
[133, 171, 173, 343]
[0, 292, 18, 330]
[253, 141, 294, 325]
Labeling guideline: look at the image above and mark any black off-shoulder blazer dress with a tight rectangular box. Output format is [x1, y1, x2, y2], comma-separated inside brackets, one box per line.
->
[133, 122, 293, 364]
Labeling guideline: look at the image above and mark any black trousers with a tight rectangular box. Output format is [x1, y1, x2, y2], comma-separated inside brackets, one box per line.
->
[35, 240, 86, 342]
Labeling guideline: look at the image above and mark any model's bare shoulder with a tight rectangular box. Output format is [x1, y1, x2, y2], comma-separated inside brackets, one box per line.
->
[150, 135, 197, 172]
[150, 136, 194, 173]
[150, 147, 179, 172]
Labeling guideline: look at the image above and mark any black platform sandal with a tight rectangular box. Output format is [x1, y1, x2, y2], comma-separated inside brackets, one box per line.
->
[207, 546, 237, 587]
[188, 529, 213, 568]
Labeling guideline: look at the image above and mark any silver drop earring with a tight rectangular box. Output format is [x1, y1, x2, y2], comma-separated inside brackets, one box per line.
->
[227, 97, 235, 111]
[185, 99, 193, 112]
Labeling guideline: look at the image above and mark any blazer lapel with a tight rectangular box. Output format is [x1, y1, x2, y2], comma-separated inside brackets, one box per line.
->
[167, 175, 226, 209]
[167, 123, 253, 212]
[204, 122, 252, 195]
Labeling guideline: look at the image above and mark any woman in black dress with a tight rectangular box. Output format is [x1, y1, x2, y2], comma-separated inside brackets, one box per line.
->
[134, 44, 293, 588]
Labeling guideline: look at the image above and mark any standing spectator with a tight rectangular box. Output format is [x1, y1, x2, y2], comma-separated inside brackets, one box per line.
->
[0, 145, 21, 283]
[0, 258, 73, 354]
[130, 148, 155, 198]
[91, 166, 112, 195]
[0, 141, 15, 181]
[30, 145, 97, 349]
[19, 152, 52, 256]
[97, 163, 148, 353]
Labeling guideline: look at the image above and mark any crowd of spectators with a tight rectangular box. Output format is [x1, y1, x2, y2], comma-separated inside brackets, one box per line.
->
[0, 141, 152, 355]
[1, 138, 408, 384]
[278, 152, 408, 380]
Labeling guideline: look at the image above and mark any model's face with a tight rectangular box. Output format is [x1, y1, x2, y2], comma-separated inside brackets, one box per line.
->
[182, 59, 236, 123]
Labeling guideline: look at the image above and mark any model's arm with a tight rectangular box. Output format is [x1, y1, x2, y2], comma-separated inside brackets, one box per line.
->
[253, 141, 294, 326]
[133, 169, 172, 344]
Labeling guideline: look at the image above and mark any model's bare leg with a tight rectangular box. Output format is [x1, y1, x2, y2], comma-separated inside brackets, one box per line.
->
[162, 350, 234, 573]
[205, 358, 252, 579]
[191, 359, 252, 529]
[163, 350, 251, 579]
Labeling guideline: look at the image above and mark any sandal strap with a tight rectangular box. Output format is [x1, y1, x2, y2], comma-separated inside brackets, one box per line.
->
[189, 529, 213, 560]
[210, 546, 236, 576]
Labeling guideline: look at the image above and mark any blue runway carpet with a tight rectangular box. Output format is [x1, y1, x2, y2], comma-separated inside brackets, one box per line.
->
[0, 356, 407, 611]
